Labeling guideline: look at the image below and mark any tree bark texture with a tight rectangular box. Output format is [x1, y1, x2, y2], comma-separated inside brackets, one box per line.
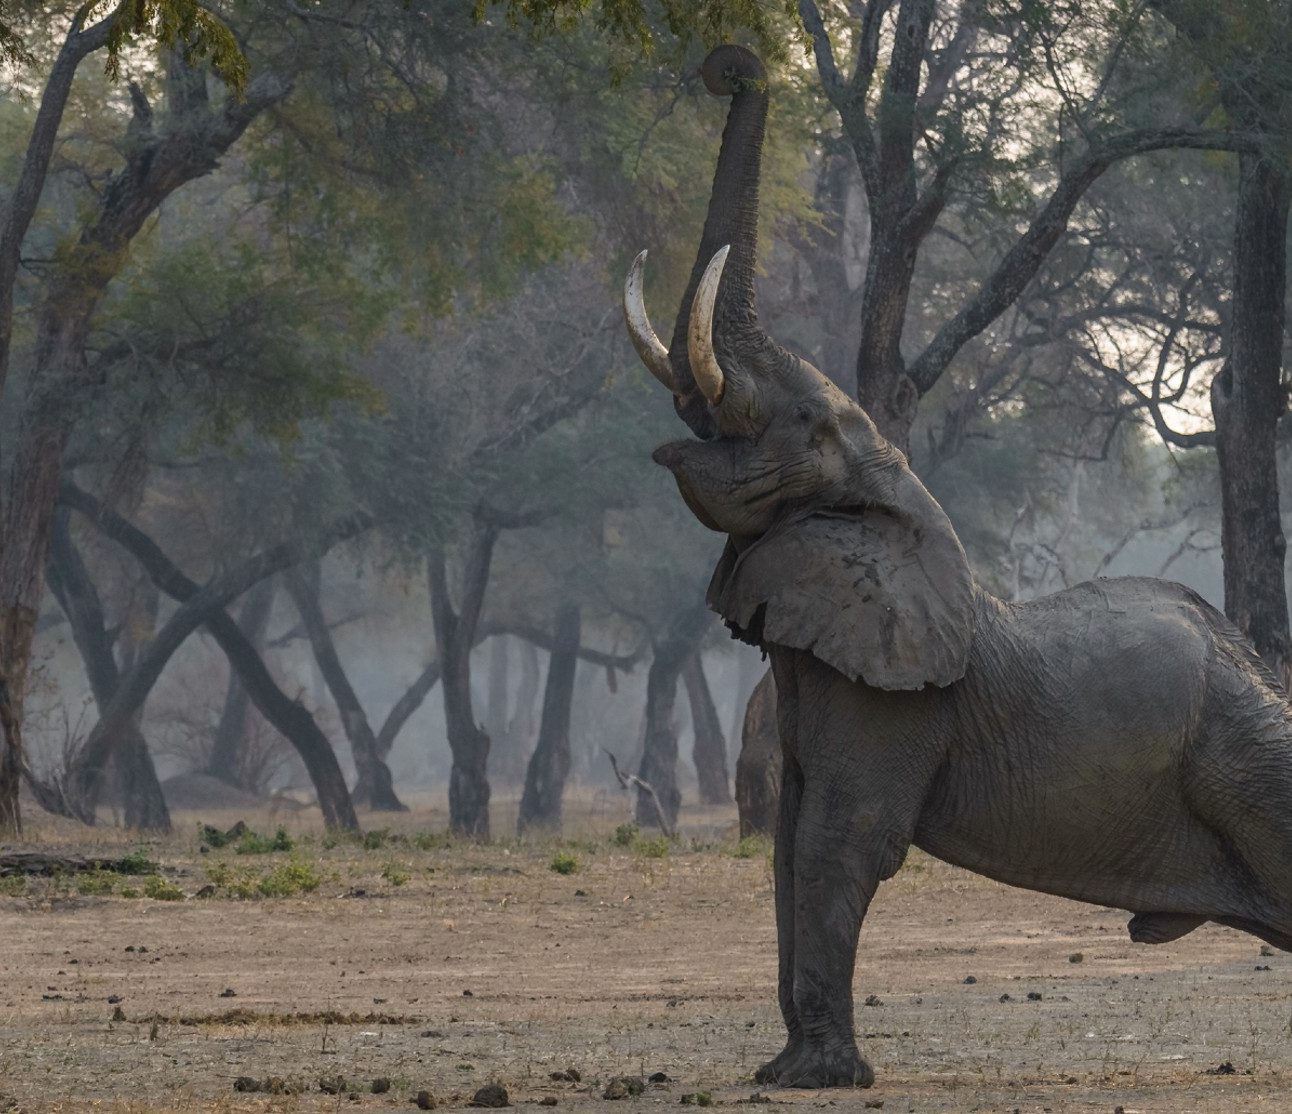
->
[45, 510, 170, 832]
[287, 561, 406, 811]
[681, 652, 731, 805]
[1212, 151, 1292, 687]
[428, 516, 500, 837]
[518, 603, 581, 834]
[61, 483, 361, 830]
[735, 669, 781, 838]
[634, 605, 711, 830]
[208, 576, 276, 789]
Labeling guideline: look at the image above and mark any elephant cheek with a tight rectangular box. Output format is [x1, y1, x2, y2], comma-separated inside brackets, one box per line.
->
[672, 474, 726, 533]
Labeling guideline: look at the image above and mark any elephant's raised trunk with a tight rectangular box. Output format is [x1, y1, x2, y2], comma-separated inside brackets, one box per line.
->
[668, 45, 779, 432]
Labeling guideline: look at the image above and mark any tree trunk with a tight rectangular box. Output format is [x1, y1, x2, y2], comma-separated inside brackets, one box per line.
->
[287, 561, 406, 811]
[208, 576, 276, 788]
[61, 483, 362, 830]
[428, 515, 500, 837]
[1212, 150, 1292, 688]
[635, 605, 710, 831]
[735, 669, 781, 838]
[518, 603, 580, 834]
[46, 510, 170, 833]
[508, 638, 540, 764]
[681, 652, 731, 805]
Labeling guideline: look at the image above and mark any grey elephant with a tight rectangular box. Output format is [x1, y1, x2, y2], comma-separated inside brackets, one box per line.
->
[624, 44, 1292, 1090]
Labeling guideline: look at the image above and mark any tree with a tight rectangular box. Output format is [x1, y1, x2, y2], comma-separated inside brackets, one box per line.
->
[517, 601, 581, 832]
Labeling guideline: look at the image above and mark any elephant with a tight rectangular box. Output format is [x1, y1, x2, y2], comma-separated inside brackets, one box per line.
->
[622, 43, 1292, 1090]
[736, 670, 780, 838]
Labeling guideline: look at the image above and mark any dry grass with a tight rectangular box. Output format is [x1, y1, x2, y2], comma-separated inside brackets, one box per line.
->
[1, 793, 1291, 1112]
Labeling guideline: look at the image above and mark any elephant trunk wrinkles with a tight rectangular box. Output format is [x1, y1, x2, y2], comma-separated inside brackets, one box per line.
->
[670, 45, 774, 396]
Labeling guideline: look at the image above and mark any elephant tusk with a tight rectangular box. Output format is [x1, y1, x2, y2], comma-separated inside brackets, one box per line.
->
[623, 249, 678, 393]
[687, 245, 729, 406]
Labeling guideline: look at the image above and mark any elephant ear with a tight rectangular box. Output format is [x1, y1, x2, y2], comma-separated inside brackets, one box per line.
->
[708, 500, 975, 690]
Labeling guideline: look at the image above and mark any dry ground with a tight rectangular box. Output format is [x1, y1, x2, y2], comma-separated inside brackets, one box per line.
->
[1, 793, 1291, 1113]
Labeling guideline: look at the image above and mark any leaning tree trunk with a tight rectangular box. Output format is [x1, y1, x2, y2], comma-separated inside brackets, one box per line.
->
[635, 605, 710, 831]
[208, 576, 276, 788]
[287, 561, 406, 811]
[61, 483, 362, 830]
[46, 510, 170, 833]
[735, 670, 781, 838]
[681, 652, 731, 805]
[1212, 150, 1292, 689]
[428, 516, 500, 837]
[518, 603, 580, 834]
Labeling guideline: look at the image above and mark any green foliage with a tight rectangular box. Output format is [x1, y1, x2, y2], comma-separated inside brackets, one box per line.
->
[412, 831, 454, 852]
[0, 874, 25, 896]
[234, 827, 295, 855]
[731, 835, 769, 860]
[205, 857, 322, 899]
[142, 874, 184, 901]
[475, 0, 802, 62]
[104, 0, 247, 92]
[637, 835, 671, 858]
[117, 850, 156, 875]
[549, 852, 579, 874]
[612, 823, 639, 847]
[76, 870, 116, 896]
[381, 862, 411, 887]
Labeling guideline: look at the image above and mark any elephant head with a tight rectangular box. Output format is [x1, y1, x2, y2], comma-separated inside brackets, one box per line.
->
[625, 45, 976, 691]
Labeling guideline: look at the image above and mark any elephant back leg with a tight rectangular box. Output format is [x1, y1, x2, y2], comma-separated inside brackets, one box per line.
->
[737, 670, 781, 838]
[1186, 657, 1292, 945]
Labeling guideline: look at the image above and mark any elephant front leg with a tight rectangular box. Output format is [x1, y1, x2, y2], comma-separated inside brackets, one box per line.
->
[754, 756, 804, 1084]
[765, 805, 914, 1089]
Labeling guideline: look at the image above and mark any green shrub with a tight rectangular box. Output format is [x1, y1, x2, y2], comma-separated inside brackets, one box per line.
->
[549, 852, 578, 875]
[412, 830, 452, 851]
[732, 835, 770, 860]
[258, 858, 321, 897]
[381, 862, 411, 887]
[117, 849, 156, 874]
[612, 823, 639, 847]
[637, 836, 670, 859]
[143, 875, 184, 901]
[119, 887, 141, 899]
[362, 828, 391, 851]
[235, 827, 294, 855]
[76, 870, 116, 896]
[0, 874, 25, 896]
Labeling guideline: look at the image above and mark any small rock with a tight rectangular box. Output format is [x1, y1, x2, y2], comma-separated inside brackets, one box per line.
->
[999, 993, 1012, 1003]
[864, 994, 883, 1007]
[1068, 953, 1084, 964]
[462, 988, 474, 997]
[1256, 964, 1272, 971]
[1203, 1061, 1236, 1076]
[1026, 992, 1043, 1001]
[746, 1095, 771, 1105]
[1260, 945, 1275, 957]
[193, 884, 216, 898]
[372, 1078, 391, 1094]
[649, 1071, 671, 1083]
[415, 1090, 437, 1110]
[124, 946, 134, 953]
[469, 1083, 510, 1108]
[233, 1077, 262, 1093]
[574, 890, 587, 897]
[540, 1100, 558, 1108]
[603, 1077, 644, 1100]
[421, 1029, 445, 1038]
[864, 1102, 884, 1110]
[107, 995, 122, 1004]
[962, 976, 976, 984]
[219, 988, 237, 998]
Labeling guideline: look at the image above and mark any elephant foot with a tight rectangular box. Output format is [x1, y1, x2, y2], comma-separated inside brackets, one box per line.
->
[754, 1042, 873, 1089]
[1127, 912, 1206, 945]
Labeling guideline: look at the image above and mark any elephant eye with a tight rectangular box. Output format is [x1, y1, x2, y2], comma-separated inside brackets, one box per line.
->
[795, 405, 813, 425]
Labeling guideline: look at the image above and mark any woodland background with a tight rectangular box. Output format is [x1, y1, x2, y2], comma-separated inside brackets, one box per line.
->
[0, 0, 1285, 840]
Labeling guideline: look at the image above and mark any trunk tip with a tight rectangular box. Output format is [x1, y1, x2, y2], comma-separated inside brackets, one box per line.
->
[701, 44, 766, 97]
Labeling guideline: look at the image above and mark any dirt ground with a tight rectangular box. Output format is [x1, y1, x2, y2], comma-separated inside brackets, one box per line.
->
[2, 794, 1291, 1113]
